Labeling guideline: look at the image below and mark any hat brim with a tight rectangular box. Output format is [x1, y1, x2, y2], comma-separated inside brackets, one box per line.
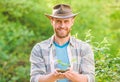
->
[45, 13, 79, 19]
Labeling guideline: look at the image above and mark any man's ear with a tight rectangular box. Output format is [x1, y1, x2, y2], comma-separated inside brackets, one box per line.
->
[71, 17, 75, 26]
[50, 17, 54, 25]
[50, 17, 54, 24]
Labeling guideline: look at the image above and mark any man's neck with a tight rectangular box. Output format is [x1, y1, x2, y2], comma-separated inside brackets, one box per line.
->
[54, 35, 70, 46]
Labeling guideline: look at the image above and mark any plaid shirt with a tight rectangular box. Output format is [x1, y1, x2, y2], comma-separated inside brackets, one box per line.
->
[30, 36, 95, 82]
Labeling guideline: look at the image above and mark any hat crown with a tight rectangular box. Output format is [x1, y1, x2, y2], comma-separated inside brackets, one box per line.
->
[45, 4, 78, 19]
[52, 4, 73, 16]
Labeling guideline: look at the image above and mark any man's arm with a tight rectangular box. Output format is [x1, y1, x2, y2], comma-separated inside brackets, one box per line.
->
[38, 71, 66, 82]
[30, 43, 65, 82]
[37, 73, 56, 82]
[30, 43, 49, 82]
[64, 68, 88, 82]
[64, 42, 95, 82]
[80, 43, 95, 82]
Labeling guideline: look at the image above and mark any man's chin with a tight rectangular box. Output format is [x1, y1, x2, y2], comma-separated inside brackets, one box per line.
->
[57, 35, 69, 38]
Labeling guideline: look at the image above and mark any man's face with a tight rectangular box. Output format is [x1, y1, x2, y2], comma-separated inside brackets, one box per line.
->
[51, 17, 74, 38]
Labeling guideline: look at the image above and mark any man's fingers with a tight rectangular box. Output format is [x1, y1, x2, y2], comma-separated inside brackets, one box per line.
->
[64, 71, 73, 79]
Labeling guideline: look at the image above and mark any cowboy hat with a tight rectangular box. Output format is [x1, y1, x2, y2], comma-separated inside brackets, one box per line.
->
[45, 4, 78, 19]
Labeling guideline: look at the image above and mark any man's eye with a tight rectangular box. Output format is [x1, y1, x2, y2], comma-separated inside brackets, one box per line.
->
[65, 20, 69, 23]
[56, 20, 61, 23]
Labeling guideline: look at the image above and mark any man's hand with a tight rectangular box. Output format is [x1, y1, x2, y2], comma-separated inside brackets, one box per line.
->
[53, 69, 66, 79]
[63, 68, 88, 82]
[38, 69, 66, 82]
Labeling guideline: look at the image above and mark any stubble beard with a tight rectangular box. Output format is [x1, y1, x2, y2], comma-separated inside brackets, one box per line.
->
[55, 27, 71, 38]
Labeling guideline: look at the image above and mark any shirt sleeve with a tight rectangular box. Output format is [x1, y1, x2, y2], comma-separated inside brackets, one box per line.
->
[80, 43, 95, 82]
[30, 43, 46, 82]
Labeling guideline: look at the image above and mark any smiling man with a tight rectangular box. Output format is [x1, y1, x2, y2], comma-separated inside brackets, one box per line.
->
[30, 4, 95, 82]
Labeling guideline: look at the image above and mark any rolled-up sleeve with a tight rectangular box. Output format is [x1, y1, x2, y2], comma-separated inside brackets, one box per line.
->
[80, 43, 95, 82]
[30, 43, 46, 82]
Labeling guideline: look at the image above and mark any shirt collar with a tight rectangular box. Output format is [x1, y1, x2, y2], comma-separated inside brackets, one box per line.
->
[48, 35, 55, 48]
[69, 36, 75, 47]
[48, 35, 75, 48]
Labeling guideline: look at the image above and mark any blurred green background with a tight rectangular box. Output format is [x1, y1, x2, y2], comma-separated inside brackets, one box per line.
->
[0, 0, 120, 82]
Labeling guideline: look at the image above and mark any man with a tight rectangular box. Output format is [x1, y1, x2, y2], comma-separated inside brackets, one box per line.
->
[30, 4, 95, 82]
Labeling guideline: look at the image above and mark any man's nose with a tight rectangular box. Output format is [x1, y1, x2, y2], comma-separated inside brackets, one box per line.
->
[61, 22, 65, 28]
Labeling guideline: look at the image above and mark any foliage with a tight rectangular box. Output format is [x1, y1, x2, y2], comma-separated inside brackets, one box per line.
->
[0, 0, 120, 82]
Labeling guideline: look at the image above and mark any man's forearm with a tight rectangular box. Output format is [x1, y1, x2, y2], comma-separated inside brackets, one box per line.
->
[76, 74, 88, 82]
[38, 74, 56, 82]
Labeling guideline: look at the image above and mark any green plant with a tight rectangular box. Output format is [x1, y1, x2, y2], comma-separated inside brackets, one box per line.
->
[57, 58, 76, 67]
[0, 0, 119, 82]
[84, 29, 120, 82]
[57, 60, 70, 67]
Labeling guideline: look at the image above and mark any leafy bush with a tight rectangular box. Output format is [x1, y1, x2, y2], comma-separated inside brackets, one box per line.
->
[0, 0, 119, 82]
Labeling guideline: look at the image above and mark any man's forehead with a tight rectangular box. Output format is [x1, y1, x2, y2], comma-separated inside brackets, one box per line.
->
[53, 17, 73, 20]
